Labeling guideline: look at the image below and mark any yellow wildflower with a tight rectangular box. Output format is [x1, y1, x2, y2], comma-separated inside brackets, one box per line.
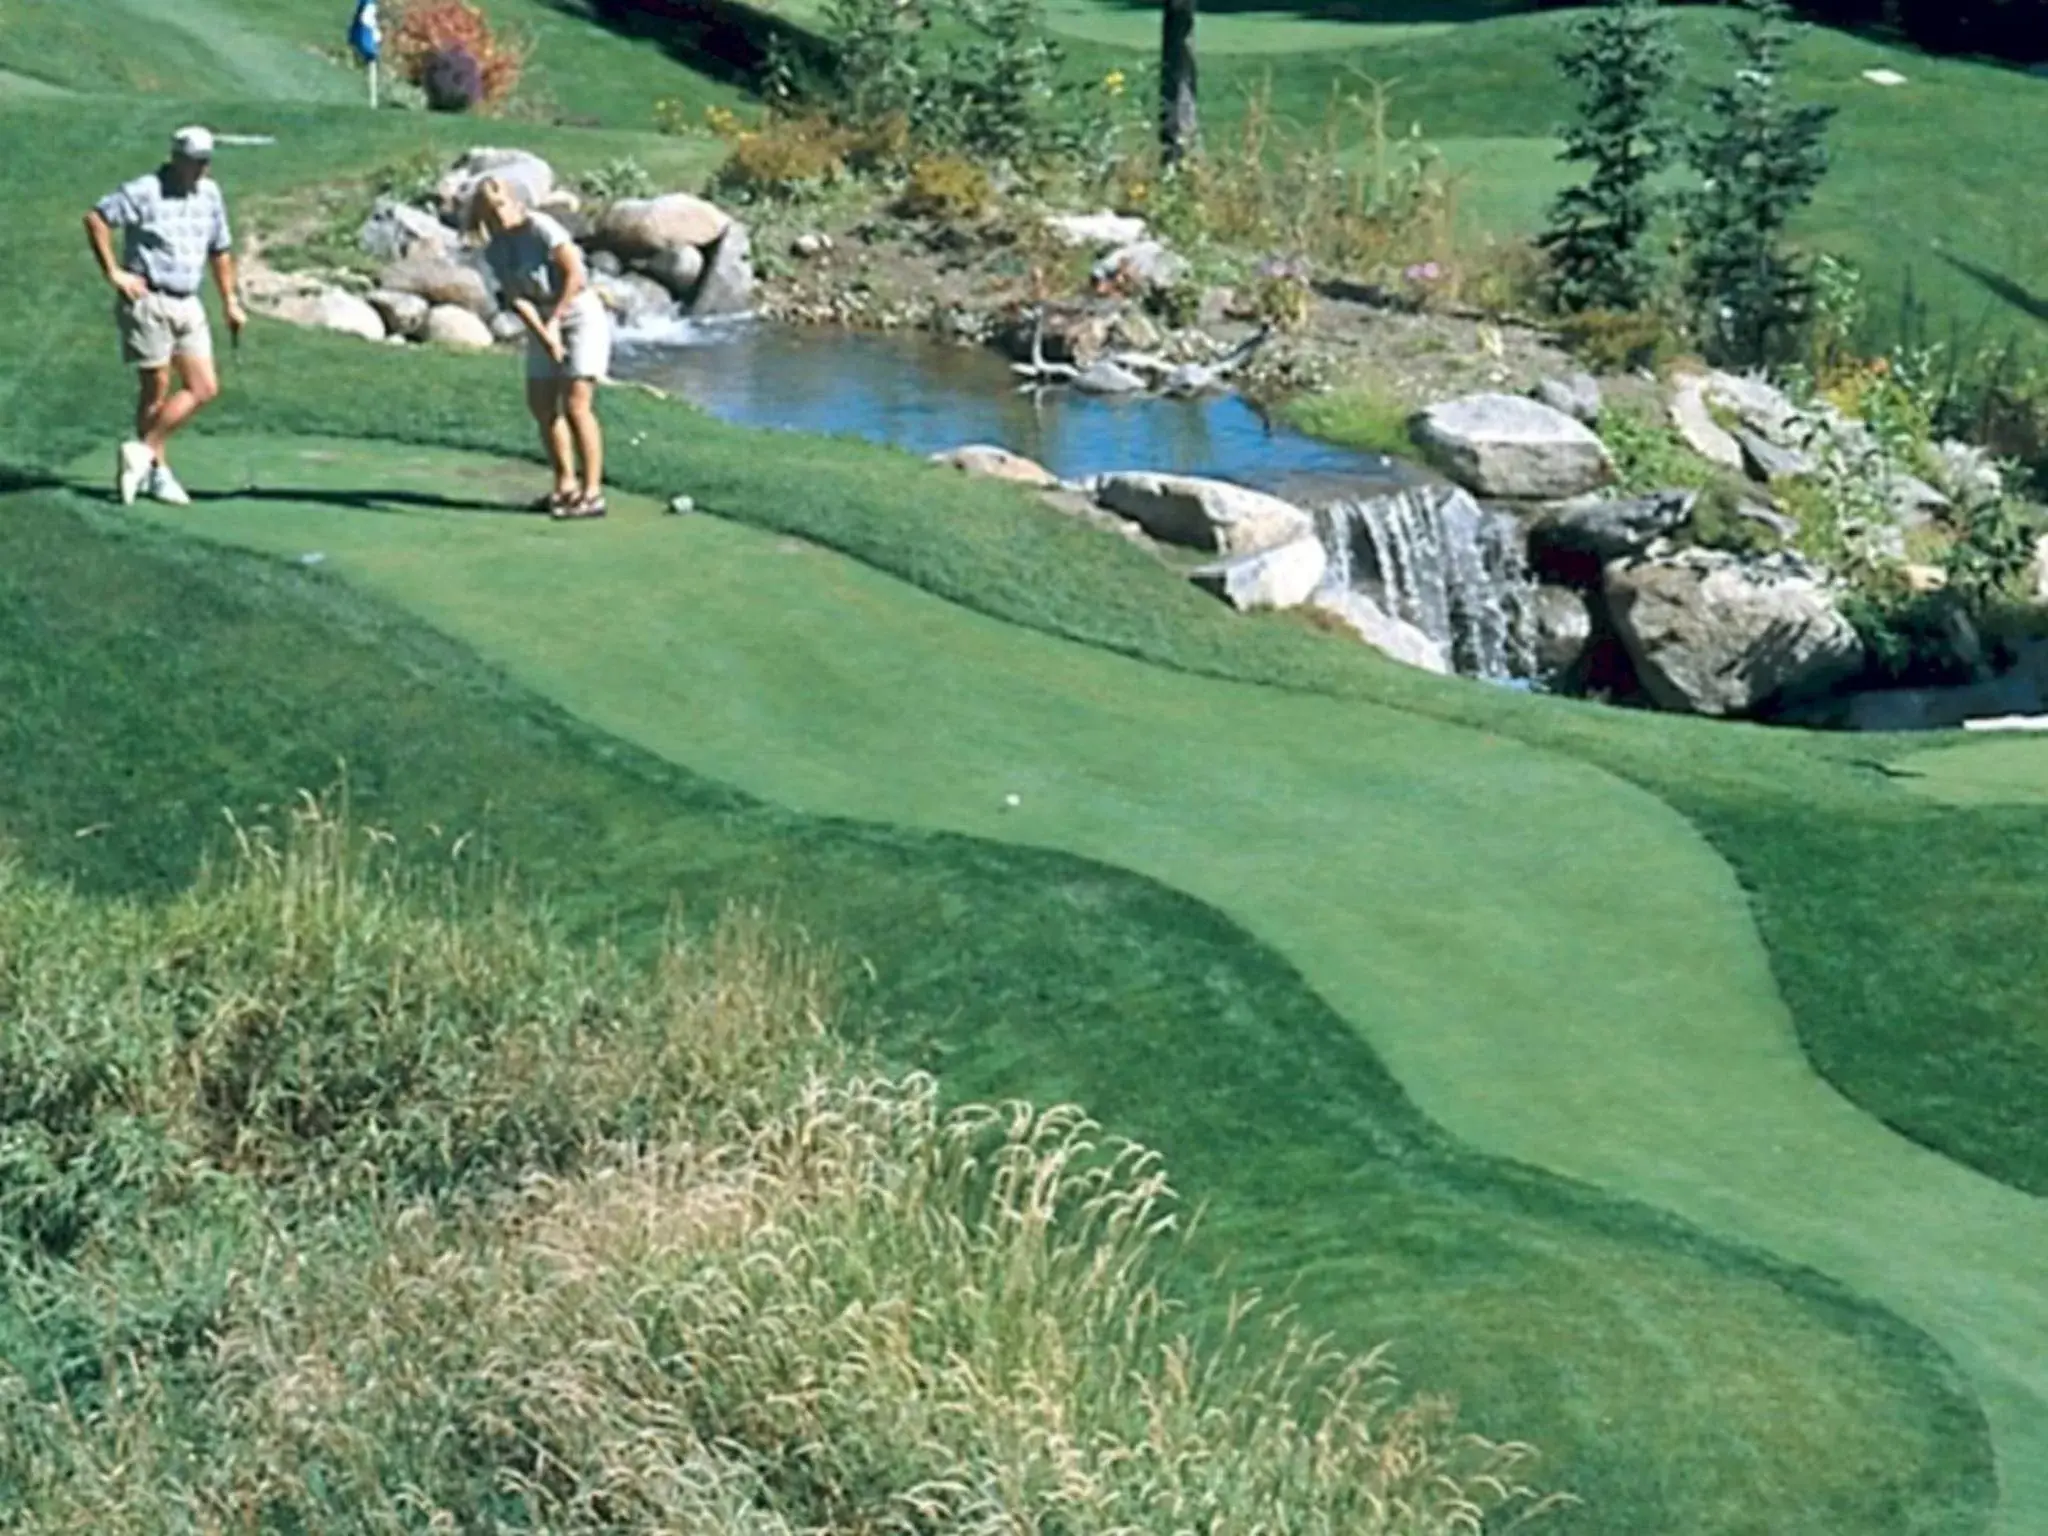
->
[1102, 69, 1126, 96]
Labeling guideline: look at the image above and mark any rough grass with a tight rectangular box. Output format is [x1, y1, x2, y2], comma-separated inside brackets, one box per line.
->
[0, 814, 1552, 1531]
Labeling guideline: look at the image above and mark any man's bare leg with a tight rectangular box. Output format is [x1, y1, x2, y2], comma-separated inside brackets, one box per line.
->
[134, 366, 171, 445]
[140, 353, 219, 466]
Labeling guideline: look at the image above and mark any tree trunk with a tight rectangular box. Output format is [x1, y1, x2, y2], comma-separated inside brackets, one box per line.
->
[1160, 0, 1197, 167]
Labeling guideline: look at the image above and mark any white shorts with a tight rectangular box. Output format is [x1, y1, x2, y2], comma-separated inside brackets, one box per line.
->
[117, 290, 212, 369]
[526, 295, 612, 382]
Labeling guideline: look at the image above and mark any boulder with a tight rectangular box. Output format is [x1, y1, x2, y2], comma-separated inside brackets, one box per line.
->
[437, 146, 556, 219]
[592, 271, 677, 331]
[792, 231, 834, 259]
[1190, 536, 1329, 611]
[1531, 584, 1594, 683]
[688, 224, 755, 317]
[1411, 392, 1614, 499]
[1093, 472, 1313, 556]
[640, 243, 706, 299]
[1534, 372, 1602, 425]
[1308, 589, 1452, 674]
[1669, 374, 1746, 471]
[1091, 240, 1189, 294]
[589, 249, 624, 277]
[1073, 358, 1147, 395]
[359, 197, 456, 263]
[995, 305, 1113, 365]
[1703, 370, 1799, 443]
[1886, 471, 1950, 528]
[929, 445, 1059, 488]
[489, 311, 528, 343]
[1605, 548, 1864, 715]
[1736, 428, 1813, 482]
[365, 288, 430, 339]
[380, 253, 496, 318]
[1044, 210, 1148, 248]
[595, 193, 731, 260]
[268, 286, 386, 342]
[1734, 500, 1800, 542]
[423, 304, 494, 351]
[1530, 489, 1697, 563]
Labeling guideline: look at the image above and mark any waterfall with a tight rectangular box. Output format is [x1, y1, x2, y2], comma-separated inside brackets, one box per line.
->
[1318, 486, 1537, 681]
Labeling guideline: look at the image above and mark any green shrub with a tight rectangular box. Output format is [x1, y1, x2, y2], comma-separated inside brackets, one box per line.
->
[1558, 307, 1685, 373]
[1540, 0, 1682, 314]
[1680, 0, 1835, 366]
[896, 154, 995, 221]
[579, 155, 656, 204]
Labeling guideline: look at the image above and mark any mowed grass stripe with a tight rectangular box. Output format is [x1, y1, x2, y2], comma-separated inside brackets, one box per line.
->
[118, 432, 2048, 1532]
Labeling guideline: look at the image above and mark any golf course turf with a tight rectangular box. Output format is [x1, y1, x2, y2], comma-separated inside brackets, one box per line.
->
[4, 4, 2048, 1531]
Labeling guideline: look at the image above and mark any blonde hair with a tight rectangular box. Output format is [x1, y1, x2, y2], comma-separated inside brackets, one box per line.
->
[464, 175, 526, 236]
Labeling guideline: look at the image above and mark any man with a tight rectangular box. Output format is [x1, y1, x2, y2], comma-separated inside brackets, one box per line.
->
[83, 126, 246, 506]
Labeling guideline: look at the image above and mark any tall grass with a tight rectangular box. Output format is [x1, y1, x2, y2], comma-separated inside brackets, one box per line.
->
[0, 803, 1556, 1532]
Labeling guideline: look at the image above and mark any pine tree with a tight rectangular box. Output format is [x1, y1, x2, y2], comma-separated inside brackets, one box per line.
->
[1681, 0, 1835, 365]
[1539, 0, 1681, 314]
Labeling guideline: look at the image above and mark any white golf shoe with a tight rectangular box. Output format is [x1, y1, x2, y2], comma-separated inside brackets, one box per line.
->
[144, 462, 191, 506]
[116, 440, 153, 506]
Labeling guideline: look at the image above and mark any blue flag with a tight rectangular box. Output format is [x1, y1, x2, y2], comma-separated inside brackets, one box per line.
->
[348, 0, 381, 64]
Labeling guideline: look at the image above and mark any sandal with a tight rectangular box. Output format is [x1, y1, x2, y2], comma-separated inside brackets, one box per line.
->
[551, 493, 608, 521]
[529, 490, 576, 514]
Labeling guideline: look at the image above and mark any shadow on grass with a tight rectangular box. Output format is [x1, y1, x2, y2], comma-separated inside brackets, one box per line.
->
[185, 486, 537, 515]
[1939, 250, 2048, 328]
[536, 0, 833, 90]
[1, 466, 66, 495]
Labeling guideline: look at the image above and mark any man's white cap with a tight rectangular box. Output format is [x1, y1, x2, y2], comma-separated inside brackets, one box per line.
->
[170, 125, 215, 161]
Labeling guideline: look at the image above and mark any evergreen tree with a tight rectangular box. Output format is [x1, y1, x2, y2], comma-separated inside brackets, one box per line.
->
[1538, 0, 1681, 314]
[1681, 0, 1835, 365]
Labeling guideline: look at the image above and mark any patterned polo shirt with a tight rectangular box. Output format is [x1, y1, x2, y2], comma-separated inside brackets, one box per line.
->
[94, 169, 233, 297]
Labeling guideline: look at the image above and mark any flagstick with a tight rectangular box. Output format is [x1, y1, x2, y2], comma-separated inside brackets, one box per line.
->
[368, 58, 379, 109]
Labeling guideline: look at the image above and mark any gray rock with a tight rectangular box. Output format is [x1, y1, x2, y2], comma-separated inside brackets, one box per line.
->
[489, 310, 528, 343]
[687, 224, 754, 317]
[595, 193, 731, 260]
[1669, 374, 1746, 471]
[1531, 489, 1697, 562]
[1734, 500, 1800, 541]
[1704, 370, 1799, 442]
[1412, 392, 1615, 499]
[1534, 372, 1602, 425]
[1093, 472, 1314, 556]
[1307, 589, 1451, 674]
[1886, 472, 1950, 528]
[929, 444, 1058, 487]
[437, 147, 556, 220]
[592, 271, 677, 331]
[359, 198, 456, 263]
[423, 304, 494, 351]
[792, 231, 833, 259]
[1190, 535, 1329, 611]
[1934, 438, 2005, 505]
[380, 253, 495, 319]
[365, 288, 430, 339]
[1531, 585, 1594, 683]
[1606, 548, 1864, 715]
[640, 243, 706, 299]
[589, 249, 624, 278]
[1091, 240, 1189, 294]
[1073, 359, 1146, 394]
[268, 286, 387, 342]
[1737, 428, 1813, 482]
[1044, 211, 1147, 248]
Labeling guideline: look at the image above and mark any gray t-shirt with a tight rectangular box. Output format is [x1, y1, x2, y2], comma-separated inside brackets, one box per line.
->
[95, 170, 232, 297]
[483, 210, 582, 310]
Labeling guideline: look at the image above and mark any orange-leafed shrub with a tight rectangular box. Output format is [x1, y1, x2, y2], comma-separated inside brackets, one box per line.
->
[390, 1, 529, 109]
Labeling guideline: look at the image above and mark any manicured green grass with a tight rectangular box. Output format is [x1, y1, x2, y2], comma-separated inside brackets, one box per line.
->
[1, 449, 1996, 1535]
[5, 19, 2048, 1531]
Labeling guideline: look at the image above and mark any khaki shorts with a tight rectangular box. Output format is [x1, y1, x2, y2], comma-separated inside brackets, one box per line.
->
[117, 290, 213, 370]
[525, 295, 612, 382]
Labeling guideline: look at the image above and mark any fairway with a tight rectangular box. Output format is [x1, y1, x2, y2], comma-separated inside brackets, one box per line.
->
[101, 432, 2048, 1532]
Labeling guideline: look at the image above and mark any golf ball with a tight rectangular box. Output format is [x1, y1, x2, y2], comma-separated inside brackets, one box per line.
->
[1003, 793, 1021, 808]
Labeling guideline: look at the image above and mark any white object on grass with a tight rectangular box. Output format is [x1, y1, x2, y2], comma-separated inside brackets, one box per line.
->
[1962, 714, 2048, 732]
[297, 552, 327, 566]
[1003, 793, 1022, 808]
[1860, 68, 1908, 86]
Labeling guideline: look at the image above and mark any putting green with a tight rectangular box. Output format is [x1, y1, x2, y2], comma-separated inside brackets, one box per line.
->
[114, 433, 2048, 1532]
[1888, 737, 2048, 806]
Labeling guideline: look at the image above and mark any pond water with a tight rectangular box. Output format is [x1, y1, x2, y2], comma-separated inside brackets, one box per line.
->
[611, 320, 1412, 504]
